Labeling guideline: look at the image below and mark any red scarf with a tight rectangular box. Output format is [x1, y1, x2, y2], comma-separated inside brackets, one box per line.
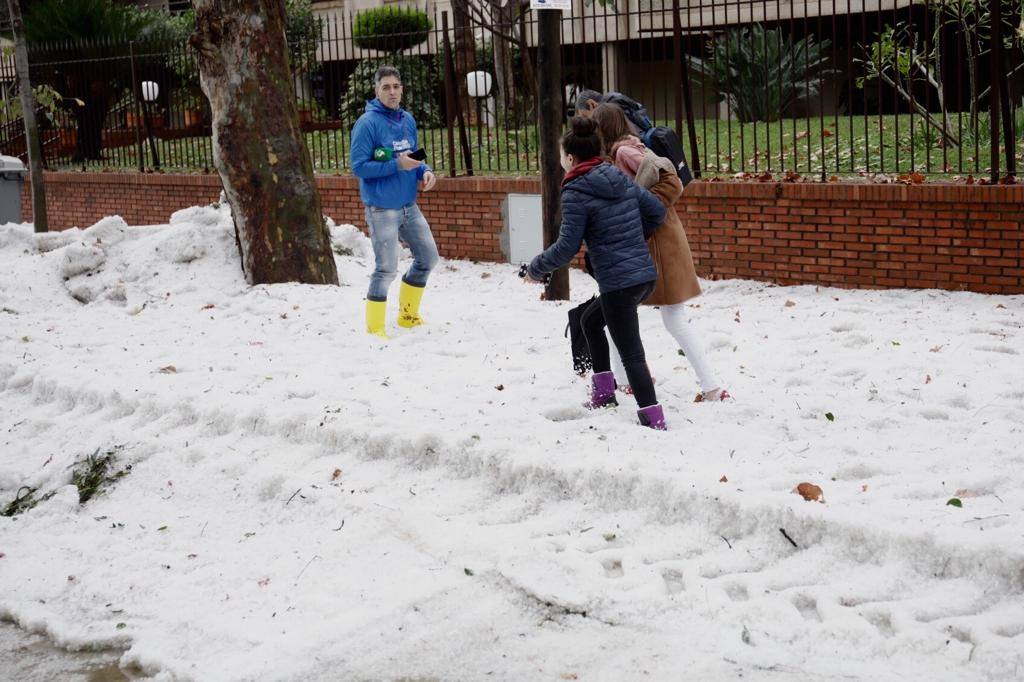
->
[561, 158, 605, 187]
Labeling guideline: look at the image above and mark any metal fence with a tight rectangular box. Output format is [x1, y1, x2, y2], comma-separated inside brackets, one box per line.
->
[3, 0, 1022, 180]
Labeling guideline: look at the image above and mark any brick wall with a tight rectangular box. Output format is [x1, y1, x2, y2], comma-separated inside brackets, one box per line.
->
[19, 172, 1024, 294]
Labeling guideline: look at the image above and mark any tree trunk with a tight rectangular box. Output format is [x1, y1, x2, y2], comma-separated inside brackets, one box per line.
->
[7, 0, 48, 233]
[451, 0, 479, 125]
[190, 0, 338, 286]
[489, 0, 518, 125]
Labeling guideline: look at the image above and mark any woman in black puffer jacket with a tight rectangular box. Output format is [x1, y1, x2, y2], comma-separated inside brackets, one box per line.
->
[527, 117, 668, 429]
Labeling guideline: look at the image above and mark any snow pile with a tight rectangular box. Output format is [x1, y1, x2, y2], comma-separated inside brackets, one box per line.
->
[1, 208, 1022, 680]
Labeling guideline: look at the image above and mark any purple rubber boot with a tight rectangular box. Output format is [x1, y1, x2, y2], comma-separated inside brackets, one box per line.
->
[637, 404, 667, 430]
[585, 371, 618, 409]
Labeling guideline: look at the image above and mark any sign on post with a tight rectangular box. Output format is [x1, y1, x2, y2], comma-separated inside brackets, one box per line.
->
[530, 0, 571, 10]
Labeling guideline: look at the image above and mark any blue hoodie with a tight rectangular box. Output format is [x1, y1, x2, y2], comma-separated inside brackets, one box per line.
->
[350, 99, 430, 209]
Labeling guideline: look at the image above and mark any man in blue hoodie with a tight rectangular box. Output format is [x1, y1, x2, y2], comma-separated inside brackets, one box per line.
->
[350, 65, 439, 339]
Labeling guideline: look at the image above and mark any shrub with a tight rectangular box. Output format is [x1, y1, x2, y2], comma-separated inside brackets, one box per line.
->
[352, 7, 432, 53]
[691, 24, 834, 123]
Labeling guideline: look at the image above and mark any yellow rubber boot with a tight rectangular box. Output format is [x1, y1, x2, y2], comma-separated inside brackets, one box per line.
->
[397, 280, 426, 328]
[365, 299, 388, 339]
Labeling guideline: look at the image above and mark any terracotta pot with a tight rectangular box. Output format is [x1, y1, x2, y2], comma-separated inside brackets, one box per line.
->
[58, 128, 77, 153]
[183, 108, 203, 128]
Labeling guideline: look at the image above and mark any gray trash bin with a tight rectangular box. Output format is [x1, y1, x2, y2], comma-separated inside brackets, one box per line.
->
[0, 155, 27, 224]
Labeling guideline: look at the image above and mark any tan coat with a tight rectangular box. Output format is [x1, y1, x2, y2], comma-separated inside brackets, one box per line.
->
[615, 143, 701, 305]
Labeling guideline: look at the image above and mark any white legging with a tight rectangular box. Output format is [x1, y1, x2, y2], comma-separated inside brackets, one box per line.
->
[609, 303, 721, 393]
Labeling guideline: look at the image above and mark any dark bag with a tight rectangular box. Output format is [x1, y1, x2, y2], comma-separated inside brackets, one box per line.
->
[566, 296, 598, 376]
[643, 125, 694, 187]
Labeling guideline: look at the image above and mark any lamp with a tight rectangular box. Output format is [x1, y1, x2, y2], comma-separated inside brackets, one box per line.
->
[466, 71, 493, 99]
[141, 81, 159, 103]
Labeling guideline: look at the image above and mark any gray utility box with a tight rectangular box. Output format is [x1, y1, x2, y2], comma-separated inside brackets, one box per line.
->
[0, 155, 26, 225]
[500, 193, 544, 265]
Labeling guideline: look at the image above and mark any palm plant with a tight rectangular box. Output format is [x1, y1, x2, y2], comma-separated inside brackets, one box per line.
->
[691, 24, 835, 123]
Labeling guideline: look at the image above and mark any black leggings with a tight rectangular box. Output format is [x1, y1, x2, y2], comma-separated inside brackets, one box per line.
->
[581, 280, 657, 408]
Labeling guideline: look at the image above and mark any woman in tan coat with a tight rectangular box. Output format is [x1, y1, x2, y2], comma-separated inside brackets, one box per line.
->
[591, 104, 729, 402]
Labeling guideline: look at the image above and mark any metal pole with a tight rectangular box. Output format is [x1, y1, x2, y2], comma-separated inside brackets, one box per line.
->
[674, 0, 700, 177]
[538, 7, 568, 301]
[442, 12, 458, 177]
[988, 0, 1002, 183]
[129, 41, 145, 172]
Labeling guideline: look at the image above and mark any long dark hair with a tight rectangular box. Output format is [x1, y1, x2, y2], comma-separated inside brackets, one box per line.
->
[561, 116, 602, 162]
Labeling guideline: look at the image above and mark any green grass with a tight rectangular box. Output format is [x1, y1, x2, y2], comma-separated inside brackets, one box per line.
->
[53, 111, 1024, 179]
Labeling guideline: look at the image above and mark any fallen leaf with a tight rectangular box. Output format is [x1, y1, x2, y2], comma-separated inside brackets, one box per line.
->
[825, 412, 835, 421]
[331, 468, 342, 481]
[795, 130, 809, 140]
[495, 384, 505, 391]
[719, 475, 728, 483]
[861, 484, 868, 492]
[480, 272, 491, 279]
[279, 313, 288, 320]
[187, 554, 198, 559]
[464, 567, 475, 576]
[201, 303, 215, 310]
[792, 482, 825, 503]
[158, 365, 177, 374]
[929, 345, 943, 353]
[258, 577, 270, 587]
[946, 498, 963, 508]
[560, 675, 578, 681]
[925, 374, 932, 384]
[996, 303, 1006, 309]
[784, 300, 796, 307]
[822, 129, 834, 137]
[116, 622, 126, 630]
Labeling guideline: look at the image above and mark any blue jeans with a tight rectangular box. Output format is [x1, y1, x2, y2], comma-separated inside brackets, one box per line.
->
[365, 203, 439, 301]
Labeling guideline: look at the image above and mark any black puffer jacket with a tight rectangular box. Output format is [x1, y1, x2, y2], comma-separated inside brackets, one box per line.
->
[528, 162, 665, 294]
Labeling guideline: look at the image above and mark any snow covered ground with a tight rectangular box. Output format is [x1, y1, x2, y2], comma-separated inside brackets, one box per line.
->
[1, 203, 1022, 681]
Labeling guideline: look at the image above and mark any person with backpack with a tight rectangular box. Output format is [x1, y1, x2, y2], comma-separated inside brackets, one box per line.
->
[575, 89, 694, 186]
[525, 116, 669, 430]
[591, 103, 730, 403]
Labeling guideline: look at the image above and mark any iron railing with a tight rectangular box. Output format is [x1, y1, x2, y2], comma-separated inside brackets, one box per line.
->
[2, 0, 1021, 180]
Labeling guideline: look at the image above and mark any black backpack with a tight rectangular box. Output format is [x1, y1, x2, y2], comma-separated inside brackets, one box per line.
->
[643, 126, 694, 187]
[601, 92, 694, 187]
[565, 296, 598, 376]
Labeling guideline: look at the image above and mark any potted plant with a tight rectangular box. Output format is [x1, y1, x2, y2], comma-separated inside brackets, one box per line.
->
[174, 89, 208, 128]
[295, 97, 323, 125]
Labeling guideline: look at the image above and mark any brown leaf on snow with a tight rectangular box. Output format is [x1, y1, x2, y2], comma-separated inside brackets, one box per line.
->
[480, 272, 492, 279]
[925, 374, 932, 384]
[996, 304, 1006, 309]
[719, 475, 728, 483]
[158, 365, 177, 374]
[861, 484, 869, 493]
[929, 345, 943, 353]
[258, 577, 270, 587]
[495, 384, 505, 391]
[201, 303, 215, 310]
[954, 488, 987, 498]
[560, 675, 578, 681]
[784, 300, 796, 307]
[792, 482, 825, 503]
[331, 468, 343, 482]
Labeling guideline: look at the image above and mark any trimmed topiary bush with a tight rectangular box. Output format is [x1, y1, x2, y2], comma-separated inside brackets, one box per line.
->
[352, 7, 432, 53]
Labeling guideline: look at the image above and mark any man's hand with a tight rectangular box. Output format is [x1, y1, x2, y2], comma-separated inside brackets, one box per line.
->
[420, 170, 436, 192]
[397, 152, 423, 171]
